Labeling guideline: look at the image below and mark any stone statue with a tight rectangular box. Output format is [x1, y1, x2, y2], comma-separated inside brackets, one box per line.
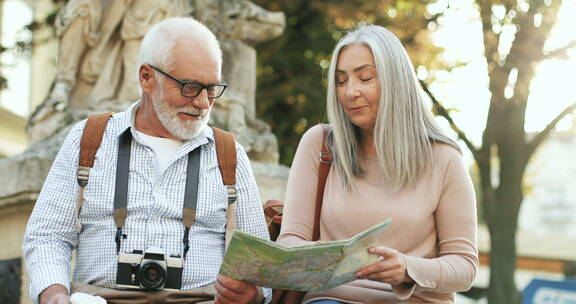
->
[194, 0, 285, 163]
[28, 0, 194, 142]
[28, 0, 284, 164]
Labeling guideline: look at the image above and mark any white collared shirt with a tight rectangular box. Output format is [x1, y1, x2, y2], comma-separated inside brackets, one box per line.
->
[23, 102, 271, 302]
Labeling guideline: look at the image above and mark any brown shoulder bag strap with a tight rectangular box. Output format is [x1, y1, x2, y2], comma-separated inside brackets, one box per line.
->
[211, 127, 238, 250]
[312, 124, 332, 241]
[75, 112, 114, 232]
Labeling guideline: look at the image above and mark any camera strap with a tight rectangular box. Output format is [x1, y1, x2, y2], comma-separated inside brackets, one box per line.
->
[113, 129, 131, 254]
[113, 129, 202, 259]
[182, 142, 201, 260]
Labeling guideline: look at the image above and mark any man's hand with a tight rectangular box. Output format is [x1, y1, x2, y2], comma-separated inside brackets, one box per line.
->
[355, 247, 413, 286]
[215, 274, 261, 304]
[40, 284, 70, 304]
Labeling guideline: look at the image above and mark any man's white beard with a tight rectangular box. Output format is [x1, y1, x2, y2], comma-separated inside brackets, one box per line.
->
[151, 89, 210, 141]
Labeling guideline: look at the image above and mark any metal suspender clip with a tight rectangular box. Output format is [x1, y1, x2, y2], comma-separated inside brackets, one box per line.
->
[226, 185, 237, 203]
[183, 228, 191, 260]
[77, 166, 90, 186]
[115, 228, 126, 254]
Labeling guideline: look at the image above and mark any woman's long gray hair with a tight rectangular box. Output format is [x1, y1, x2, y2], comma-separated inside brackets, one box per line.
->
[326, 25, 460, 191]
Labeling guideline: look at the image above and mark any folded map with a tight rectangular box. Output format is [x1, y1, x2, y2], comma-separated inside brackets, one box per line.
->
[219, 218, 391, 291]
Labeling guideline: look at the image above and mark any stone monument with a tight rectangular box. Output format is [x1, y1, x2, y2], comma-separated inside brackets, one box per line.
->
[28, 0, 195, 143]
[0, 0, 289, 213]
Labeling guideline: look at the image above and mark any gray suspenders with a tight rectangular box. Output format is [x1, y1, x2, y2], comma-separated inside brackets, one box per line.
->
[75, 114, 239, 259]
[113, 129, 205, 259]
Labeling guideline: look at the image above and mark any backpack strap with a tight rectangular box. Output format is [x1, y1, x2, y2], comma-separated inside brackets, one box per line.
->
[312, 124, 332, 241]
[77, 113, 114, 185]
[75, 112, 114, 232]
[211, 127, 238, 250]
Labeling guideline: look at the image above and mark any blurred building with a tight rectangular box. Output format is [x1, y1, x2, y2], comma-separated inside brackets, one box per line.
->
[1, 0, 57, 157]
[0, 108, 26, 157]
[467, 125, 576, 303]
[0, 0, 29, 158]
[521, 125, 576, 237]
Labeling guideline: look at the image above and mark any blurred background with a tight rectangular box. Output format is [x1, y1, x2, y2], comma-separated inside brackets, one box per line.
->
[0, 0, 575, 303]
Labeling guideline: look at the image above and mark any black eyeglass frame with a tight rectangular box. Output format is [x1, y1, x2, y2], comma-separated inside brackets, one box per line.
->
[149, 65, 228, 98]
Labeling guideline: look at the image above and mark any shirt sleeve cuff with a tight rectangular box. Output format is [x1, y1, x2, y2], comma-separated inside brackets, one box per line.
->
[392, 282, 417, 300]
[28, 264, 70, 303]
[403, 255, 440, 291]
[391, 253, 418, 300]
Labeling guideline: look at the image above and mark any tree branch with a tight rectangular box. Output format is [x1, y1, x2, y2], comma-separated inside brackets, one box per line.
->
[477, 0, 500, 69]
[544, 41, 576, 60]
[528, 101, 576, 156]
[420, 80, 479, 156]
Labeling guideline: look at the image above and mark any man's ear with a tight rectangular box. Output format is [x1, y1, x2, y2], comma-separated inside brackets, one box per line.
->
[139, 65, 156, 93]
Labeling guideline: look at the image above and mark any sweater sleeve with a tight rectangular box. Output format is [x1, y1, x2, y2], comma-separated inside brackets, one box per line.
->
[400, 147, 479, 295]
[276, 125, 325, 247]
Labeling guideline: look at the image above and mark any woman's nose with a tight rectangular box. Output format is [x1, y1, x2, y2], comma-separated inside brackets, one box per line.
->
[345, 80, 361, 101]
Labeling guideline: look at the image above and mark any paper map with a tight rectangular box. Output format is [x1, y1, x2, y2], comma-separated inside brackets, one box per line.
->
[219, 218, 391, 291]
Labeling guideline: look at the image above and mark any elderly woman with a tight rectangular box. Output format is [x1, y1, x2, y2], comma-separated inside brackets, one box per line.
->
[277, 25, 478, 304]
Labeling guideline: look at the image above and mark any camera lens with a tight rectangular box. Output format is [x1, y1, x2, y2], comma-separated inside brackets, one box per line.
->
[139, 262, 166, 290]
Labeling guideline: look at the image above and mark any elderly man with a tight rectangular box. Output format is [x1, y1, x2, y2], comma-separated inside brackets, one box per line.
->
[23, 17, 270, 304]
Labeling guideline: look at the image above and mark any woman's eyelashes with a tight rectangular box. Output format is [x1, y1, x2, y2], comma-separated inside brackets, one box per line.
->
[359, 71, 376, 82]
[336, 72, 376, 86]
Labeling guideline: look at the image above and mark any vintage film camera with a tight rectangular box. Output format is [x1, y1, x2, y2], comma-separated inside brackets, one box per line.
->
[116, 247, 183, 291]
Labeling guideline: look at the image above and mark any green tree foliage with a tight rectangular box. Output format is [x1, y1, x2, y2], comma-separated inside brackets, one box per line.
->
[251, 1, 333, 166]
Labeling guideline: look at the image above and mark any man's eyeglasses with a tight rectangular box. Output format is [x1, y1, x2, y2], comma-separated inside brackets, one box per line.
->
[149, 65, 228, 99]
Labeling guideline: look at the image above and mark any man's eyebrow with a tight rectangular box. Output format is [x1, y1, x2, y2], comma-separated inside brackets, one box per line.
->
[181, 78, 222, 85]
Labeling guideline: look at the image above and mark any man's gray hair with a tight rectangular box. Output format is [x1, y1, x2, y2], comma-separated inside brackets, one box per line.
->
[137, 17, 222, 75]
[326, 24, 460, 191]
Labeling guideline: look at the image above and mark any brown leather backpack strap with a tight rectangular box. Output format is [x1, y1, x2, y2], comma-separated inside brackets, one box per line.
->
[312, 124, 332, 241]
[212, 127, 238, 250]
[78, 112, 114, 182]
[75, 112, 114, 232]
[212, 127, 237, 187]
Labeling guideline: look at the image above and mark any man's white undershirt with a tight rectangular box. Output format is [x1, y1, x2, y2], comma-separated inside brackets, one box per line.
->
[134, 129, 184, 173]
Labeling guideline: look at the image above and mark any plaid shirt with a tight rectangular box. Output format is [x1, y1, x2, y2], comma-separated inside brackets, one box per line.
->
[23, 102, 271, 302]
